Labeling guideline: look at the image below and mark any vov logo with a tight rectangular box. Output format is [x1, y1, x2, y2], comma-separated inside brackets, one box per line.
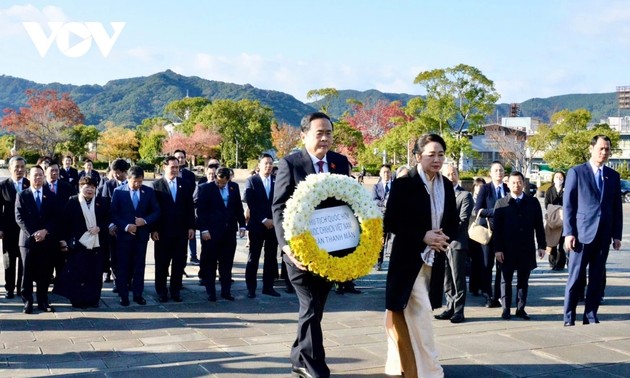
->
[23, 22, 126, 58]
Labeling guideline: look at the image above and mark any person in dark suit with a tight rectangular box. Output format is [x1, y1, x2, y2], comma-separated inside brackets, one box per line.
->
[151, 156, 195, 302]
[272, 112, 351, 378]
[78, 159, 101, 184]
[54, 176, 108, 309]
[434, 163, 473, 324]
[544, 171, 566, 270]
[0, 156, 29, 299]
[244, 154, 281, 298]
[59, 155, 79, 190]
[563, 135, 622, 326]
[373, 164, 392, 271]
[110, 166, 160, 306]
[99, 158, 130, 287]
[173, 149, 197, 186]
[473, 161, 509, 308]
[15, 165, 60, 314]
[195, 167, 246, 301]
[494, 171, 546, 321]
[384, 134, 458, 377]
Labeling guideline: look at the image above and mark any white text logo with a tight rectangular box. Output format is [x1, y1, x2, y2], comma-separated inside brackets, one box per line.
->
[23, 22, 126, 58]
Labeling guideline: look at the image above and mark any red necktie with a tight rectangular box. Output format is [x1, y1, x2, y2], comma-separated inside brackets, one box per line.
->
[50, 183, 55, 193]
[317, 161, 325, 173]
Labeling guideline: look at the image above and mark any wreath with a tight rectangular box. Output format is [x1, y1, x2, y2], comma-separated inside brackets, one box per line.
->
[283, 173, 383, 282]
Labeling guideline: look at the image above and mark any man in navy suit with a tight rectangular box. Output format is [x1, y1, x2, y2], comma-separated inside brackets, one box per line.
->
[174, 149, 200, 267]
[373, 164, 392, 271]
[110, 166, 160, 306]
[0, 156, 29, 299]
[59, 156, 79, 190]
[195, 167, 246, 301]
[78, 159, 101, 184]
[15, 165, 60, 313]
[151, 156, 195, 302]
[473, 161, 509, 308]
[272, 112, 351, 378]
[244, 153, 280, 298]
[562, 135, 622, 326]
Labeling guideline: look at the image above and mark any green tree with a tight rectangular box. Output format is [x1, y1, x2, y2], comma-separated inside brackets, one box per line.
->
[306, 88, 339, 114]
[193, 99, 274, 167]
[0, 135, 15, 159]
[331, 119, 364, 165]
[57, 124, 100, 160]
[138, 126, 168, 166]
[412, 64, 500, 167]
[164, 97, 211, 134]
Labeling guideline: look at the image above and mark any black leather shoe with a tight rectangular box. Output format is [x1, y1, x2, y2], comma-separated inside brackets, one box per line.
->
[23, 301, 33, 314]
[564, 321, 575, 327]
[38, 303, 54, 313]
[221, 294, 235, 301]
[450, 313, 465, 323]
[262, 288, 281, 297]
[501, 309, 511, 320]
[207, 295, 216, 302]
[434, 310, 454, 320]
[247, 290, 256, 299]
[158, 295, 168, 303]
[285, 286, 295, 294]
[345, 286, 362, 294]
[486, 298, 501, 308]
[5, 292, 14, 299]
[515, 310, 530, 320]
[172, 295, 182, 302]
[120, 297, 130, 307]
[335, 286, 344, 295]
[291, 366, 314, 378]
[133, 296, 146, 305]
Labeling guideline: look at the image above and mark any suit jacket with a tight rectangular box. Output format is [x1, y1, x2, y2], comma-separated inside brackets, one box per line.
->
[15, 187, 60, 248]
[244, 174, 274, 234]
[78, 170, 101, 184]
[110, 184, 160, 242]
[544, 185, 564, 209]
[451, 185, 473, 250]
[179, 168, 197, 186]
[563, 163, 622, 245]
[273, 149, 351, 251]
[195, 181, 246, 240]
[0, 178, 30, 246]
[59, 167, 79, 187]
[61, 195, 109, 249]
[372, 180, 391, 213]
[493, 194, 546, 271]
[152, 177, 195, 238]
[45, 180, 77, 209]
[473, 182, 510, 228]
[383, 166, 458, 311]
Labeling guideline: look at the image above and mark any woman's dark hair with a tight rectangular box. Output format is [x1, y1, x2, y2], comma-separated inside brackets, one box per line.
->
[79, 176, 97, 187]
[412, 134, 447, 154]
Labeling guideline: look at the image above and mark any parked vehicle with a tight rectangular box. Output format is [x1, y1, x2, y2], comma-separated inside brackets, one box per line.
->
[528, 183, 538, 197]
[621, 179, 630, 203]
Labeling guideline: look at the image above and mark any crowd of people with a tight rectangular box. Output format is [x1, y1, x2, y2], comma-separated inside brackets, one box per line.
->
[0, 109, 623, 377]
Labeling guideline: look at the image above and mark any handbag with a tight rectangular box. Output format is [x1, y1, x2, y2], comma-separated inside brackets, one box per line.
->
[468, 212, 492, 245]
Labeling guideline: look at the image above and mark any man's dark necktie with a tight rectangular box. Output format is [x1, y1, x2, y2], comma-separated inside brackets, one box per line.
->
[597, 168, 603, 193]
[35, 190, 41, 210]
[317, 160, 325, 173]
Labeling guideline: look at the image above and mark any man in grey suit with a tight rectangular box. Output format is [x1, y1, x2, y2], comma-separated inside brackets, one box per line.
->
[435, 163, 473, 323]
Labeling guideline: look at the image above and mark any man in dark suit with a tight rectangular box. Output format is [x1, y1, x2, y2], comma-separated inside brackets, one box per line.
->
[79, 159, 101, 184]
[563, 135, 622, 326]
[373, 164, 392, 271]
[174, 149, 200, 267]
[435, 163, 473, 324]
[473, 160, 509, 308]
[59, 155, 79, 190]
[151, 156, 195, 302]
[0, 156, 29, 299]
[494, 171, 546, 320]
[244, 153, 280, 298]
[195, 167, 246, 301]
[272, 112, 351, 378]
[110, 166, 160, 306]
[15, 165, 60, 313]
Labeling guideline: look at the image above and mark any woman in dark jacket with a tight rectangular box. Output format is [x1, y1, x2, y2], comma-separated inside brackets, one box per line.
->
[544, 171, 566, 270]
[54, 176, 109, 308]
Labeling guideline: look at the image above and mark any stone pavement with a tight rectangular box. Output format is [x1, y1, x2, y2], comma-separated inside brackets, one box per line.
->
[1, 190, 630, 377]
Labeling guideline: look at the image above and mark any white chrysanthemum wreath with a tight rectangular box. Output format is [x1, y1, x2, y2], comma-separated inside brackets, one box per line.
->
[283, 173, 383, 282]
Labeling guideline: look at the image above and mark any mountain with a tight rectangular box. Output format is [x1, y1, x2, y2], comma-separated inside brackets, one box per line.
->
[0, 70, 316, 127]
[307, 89, 417, 119]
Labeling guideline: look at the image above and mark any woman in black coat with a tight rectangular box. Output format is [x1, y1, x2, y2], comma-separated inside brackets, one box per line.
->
[544, 171, 566, 270]
[54, 176, 109, 308]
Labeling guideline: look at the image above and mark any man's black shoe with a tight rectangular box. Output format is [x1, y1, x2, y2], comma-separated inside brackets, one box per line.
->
[5, 292, 14, 299]
[345, 286, 362, 294]
[434, 310, 454, 320]
[221, 294, 235, 301]
[486, 298, 501, 308]
[450, 313, 465, 323]
[515, 310, 530, 320]
[133, 296, 146, 305]
[207, 295, 216, 302]
[120, 297, 130, 307]
[247, 290, 256, 299]
[23, 301, 33, 314]
[285, 286, 295, 294]
[172, 295, 182, 302]
[291, 366, 314, 378]
[158, 295, 168, 303]
[38, 303, 54, 313]
[564, 321, 575, 327]
[501, 309, 511, 320]
[262, 288, 281, 297]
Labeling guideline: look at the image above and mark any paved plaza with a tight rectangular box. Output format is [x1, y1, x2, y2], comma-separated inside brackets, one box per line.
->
[1, 178, 630, 377]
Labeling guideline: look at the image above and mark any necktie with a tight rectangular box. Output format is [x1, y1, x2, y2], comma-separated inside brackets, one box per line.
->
[132, 190, 139, 209]
[170, 180, 177, 202]
[597, 168, 603, 193]
[385, 182, 390, 194]
[496, 186, 502, 199]
[515, 197, 521, 204]
[317, 160, 325, 173]
[264, 177, 270, 198]
[35, 190, 41, 210]
[50, 183, 55, 193]
[14, 182, 20, 193]
[221, 187, 228, 207]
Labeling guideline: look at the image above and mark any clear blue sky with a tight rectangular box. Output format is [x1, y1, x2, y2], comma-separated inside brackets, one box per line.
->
[0, 1, 628, 103]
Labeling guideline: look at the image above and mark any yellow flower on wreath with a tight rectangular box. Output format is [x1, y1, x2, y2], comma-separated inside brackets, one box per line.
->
[283, 173, 383, 282]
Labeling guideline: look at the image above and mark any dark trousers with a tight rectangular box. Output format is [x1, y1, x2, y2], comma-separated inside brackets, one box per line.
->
[3, 244, 23, 295]
[115, 238, 148, 299]
[154, 236, 188, 297]
[245, 228, 278, 292]
[481, 243, 502, 300]
[444, 246, 467, 315]
[20, 242, 53, 306]
[500, 265, 531, 312]
[188, 233, 198, 260]
[467, 240, 483, 294]
[201, 234, 237, 297]
[284, 254, 333, 378]
[563, 233, 609, 324]
[548, 236, 566, 270]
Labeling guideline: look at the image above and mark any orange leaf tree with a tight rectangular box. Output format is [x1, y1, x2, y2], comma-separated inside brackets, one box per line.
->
[98, 126, 139, 161]
[271, 121, 301, 158]
[162, 123, 221, 166]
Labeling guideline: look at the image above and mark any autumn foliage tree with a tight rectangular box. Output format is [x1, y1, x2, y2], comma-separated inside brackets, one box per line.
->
[162, 124, 222, 166]
[344, 100, 407, 145]
[98, 126, 139, 161]
[1, 89, 85, 156]
[271, 121, 301, 158]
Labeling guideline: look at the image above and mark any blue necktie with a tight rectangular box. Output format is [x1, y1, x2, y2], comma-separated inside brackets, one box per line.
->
[221, 187, 228, 207]
[597, 168, 603, 193]
[35, 190, 41, 210]
[496, 186, 502, 199]
[170, 180, 177, 202]
[385, 182, 390, 194]
[132, 190, 139, 209]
